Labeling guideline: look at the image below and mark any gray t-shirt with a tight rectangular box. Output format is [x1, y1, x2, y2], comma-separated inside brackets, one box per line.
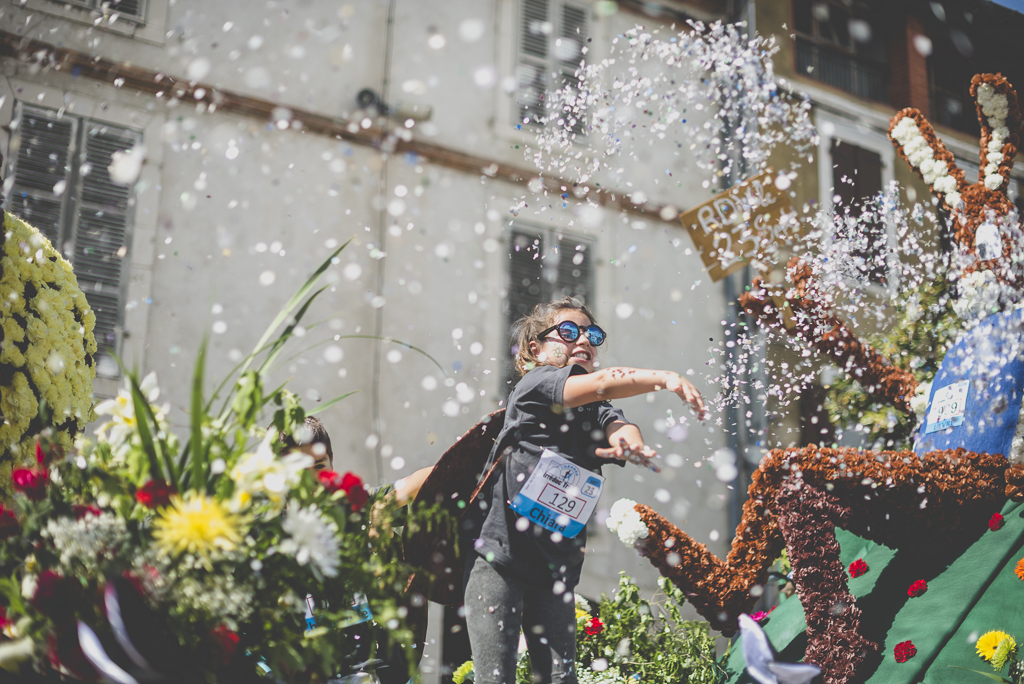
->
[472, 364, 628, 587]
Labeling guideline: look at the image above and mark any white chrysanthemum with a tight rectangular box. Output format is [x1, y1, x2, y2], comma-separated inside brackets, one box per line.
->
[230, 433, 312, 506]
[574, 593, 591, 613]
[279, 501, 340, 578]
[909, 380, 931, 417]
[953, 269, 1001, 326]
[42, 512, 129, 572]
[606, 498, 649, 547]
[985, 174, 1005, 190]
[94, 372, 169, 461]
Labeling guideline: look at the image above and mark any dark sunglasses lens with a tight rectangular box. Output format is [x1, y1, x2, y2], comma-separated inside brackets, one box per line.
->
[586, 326, 606, 346]
[557, 321, 581, 342]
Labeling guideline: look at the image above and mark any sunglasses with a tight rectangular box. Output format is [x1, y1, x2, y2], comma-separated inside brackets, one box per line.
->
[537, 320, 607, 346]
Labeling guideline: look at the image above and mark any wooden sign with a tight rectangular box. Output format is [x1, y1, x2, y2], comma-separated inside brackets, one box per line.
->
[678, 170, 798, 282]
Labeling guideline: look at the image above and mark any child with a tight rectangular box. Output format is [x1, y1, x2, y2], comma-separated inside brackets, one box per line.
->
[278, 415, 334, 472]
[464, 297, 705, 684]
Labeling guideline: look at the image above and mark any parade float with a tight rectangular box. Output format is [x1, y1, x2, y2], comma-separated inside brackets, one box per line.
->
[603, 72, 1024, 684]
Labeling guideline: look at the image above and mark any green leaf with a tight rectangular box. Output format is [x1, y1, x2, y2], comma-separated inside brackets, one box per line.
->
[190, 337, 208, 491]
[948, 665, 1013, 683]
[126, 373, 166, 483]
[306, 390, 359, 416]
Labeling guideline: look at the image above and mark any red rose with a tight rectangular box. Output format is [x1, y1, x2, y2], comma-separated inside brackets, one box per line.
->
[340, 472, 368, 509]
[317, 469, 345, 492]
[32, 571, 74, 619]
[0, 506, 19, 539]
[907, 580, 927, 597]
[893, 640, 916, 663]
[989, 512, 1005, 531]
[12, 468, 48, 501]
[585, 616, 604, 636]
[136, 479, 175, 509]
[848, 559, 869, 578]
[209, 624, 239, 666]
[72, 504, 102, 520]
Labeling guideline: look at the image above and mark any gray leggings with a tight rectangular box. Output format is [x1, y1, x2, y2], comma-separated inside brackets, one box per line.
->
[463, 556, 577, 684]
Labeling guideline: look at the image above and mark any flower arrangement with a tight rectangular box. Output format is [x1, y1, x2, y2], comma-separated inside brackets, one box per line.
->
[452, 576, 721, 684]
[0, 212, 97, 478]
[0, 243, 436, 682]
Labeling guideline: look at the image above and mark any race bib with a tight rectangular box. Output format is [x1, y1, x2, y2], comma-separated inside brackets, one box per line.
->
[925, 380, 969, 434]
[509, 450, 604, 539]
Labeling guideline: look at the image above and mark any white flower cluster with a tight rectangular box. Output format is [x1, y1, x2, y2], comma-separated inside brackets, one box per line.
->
[606, 499, 649, 547]
[578, 667, 627, 684]
[890, 117, 961, 209]
[230, 433, 312, 508]
[42, 512, 128, 573]
[953, 269, 1001, 326]
[94, 372, 171, 463]
[173, 570, 255, 628]
[908, 380, 932, 418]
[976, 83, 1011, 191]
[278, 501, 340, 578]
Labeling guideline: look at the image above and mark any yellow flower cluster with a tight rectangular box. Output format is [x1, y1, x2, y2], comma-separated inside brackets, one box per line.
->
[0, 213, 97, 464]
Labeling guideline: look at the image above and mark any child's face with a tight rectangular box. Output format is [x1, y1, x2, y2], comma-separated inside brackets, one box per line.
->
[529, 309, 597, 373]
[300, 443, 332, 472]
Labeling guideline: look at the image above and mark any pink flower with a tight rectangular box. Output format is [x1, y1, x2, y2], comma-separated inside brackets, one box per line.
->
[750, 606, 776, 623]
[848, 559, 869, 578]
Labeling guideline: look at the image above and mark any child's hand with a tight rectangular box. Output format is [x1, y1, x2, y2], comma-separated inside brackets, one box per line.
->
[597, 438, 662, 473]
[667, 373, 707, 420]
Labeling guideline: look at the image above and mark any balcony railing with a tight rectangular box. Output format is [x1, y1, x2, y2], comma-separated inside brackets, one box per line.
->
[796, 36, 889, 104]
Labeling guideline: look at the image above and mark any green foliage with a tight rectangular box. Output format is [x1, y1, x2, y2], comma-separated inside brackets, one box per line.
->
[577, 574, 723, 684]
[824, 274, 961, 449]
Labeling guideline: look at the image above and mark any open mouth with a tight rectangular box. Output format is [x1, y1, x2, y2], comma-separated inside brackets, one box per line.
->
[571, 351, 591, 361]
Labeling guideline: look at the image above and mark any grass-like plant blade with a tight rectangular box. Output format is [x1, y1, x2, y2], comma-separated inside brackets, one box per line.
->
[236, 240, 350, 380]
[306, 390, 359, 416]
[191, 337, 208, 491]
[126, 374, 167, 483]
[947, 666, 1011, 683]
[257, 285, 329, 378]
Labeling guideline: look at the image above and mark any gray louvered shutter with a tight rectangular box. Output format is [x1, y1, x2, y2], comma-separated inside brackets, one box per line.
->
[517, 0, 550, 126]
[107, 0, 145, 19]
[504, 229, 545, 387]
[554, 234, 593, 303]
[7, 105, 76, 245]
[556, 3, 588, 137]
[73, 121, 139, 367]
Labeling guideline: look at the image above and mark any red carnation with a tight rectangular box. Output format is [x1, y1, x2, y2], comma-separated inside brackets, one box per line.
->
[136, 479, 175, 509]
[340, 472, 368, 509]
[893, 640, 916, 663]
[12, 468, 48, 501]
[907, 580, 927, 597]
[989, 512, 1005, 531]
[0, 506, 19, 539]
[848, 559, 869, 578]
[585, 616, 604, 636]
[209, 624, 239, 666]
[35, 441, 45, 465]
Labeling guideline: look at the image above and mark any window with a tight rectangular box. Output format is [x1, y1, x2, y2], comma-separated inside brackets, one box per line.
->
[793, 0, 888, 103]
[831, 140, 885, 282]
[6, 103, 140, 377]
[515, 0, 589, 132]
[51, 0, 146, 21]
[504, 225, 595, 388]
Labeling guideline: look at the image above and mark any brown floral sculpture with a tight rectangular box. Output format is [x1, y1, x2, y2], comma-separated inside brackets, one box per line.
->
[609, 74, 1024, 684]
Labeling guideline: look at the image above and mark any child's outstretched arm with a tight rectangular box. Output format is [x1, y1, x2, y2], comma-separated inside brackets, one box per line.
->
[562, 368, 706, 416]
[597, 421, 662, 472]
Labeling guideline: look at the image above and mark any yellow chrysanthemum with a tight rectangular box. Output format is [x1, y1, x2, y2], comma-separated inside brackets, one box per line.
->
[152, 494, 242, 557]
[977, 631, 1013, 661]
[575, 608, 591, 621]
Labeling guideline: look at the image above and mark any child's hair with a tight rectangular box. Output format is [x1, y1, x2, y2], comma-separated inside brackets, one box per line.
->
[511, 296, 597, 377]
[279, 415, 334, 464]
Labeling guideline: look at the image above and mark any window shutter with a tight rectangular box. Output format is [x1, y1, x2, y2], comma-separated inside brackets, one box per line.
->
[7, 105, 76, 245]
[517, 0, 550, 126]
[555, 4, 588, 137]
[554, 235, 593, 303]
[108, 0, 145, 20]
[831, 140, 886, 282]
[508, 228, 546, 323]
[74, 121, 138, 367]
